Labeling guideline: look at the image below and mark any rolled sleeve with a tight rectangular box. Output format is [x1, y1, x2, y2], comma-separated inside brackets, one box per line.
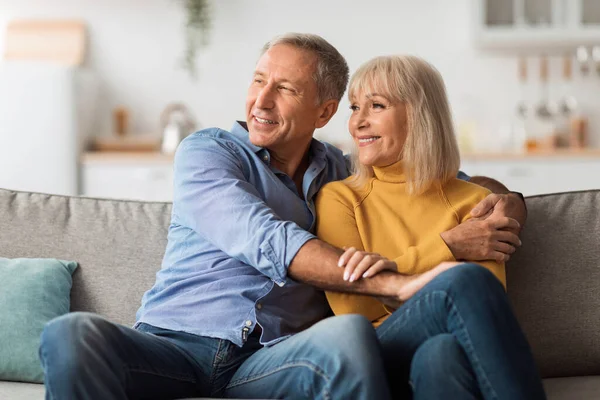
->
[173, 133, 314, 284]
[260, 225, 315, 286]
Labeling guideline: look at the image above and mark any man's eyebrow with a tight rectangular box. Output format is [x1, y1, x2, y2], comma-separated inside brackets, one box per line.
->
[252, 72, 301, 87]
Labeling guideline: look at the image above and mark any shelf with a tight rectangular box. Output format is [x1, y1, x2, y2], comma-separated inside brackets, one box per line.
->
[81, 152, 174, 165]
[462, 148, 600, 160]
[475, 26, 600, 51]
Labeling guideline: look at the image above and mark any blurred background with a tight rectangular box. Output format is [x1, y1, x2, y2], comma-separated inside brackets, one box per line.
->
[0, 0, 599, 201]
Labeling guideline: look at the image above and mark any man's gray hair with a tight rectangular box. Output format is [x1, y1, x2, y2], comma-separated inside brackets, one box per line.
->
[261, 33, 349, 104]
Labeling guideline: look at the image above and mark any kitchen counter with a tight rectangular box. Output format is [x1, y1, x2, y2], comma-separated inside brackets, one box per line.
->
[81, 152, 174, 165]
[462, 148, 600, 160]
[82, 148, 600, 165]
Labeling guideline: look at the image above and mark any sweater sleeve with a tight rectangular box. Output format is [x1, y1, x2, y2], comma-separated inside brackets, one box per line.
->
[391, 233, 456, 275]
[445, 181, 507, 288]
[315, 182, 388, 321]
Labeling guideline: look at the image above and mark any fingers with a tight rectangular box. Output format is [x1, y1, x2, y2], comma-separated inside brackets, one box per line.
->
[337, 247, 386, 282]
[493, 240, 516, 255]
[342, 250, 365, 281]
[491, 250, 511, 262]
[349, 255, 383, 282]
[494, 230, 522, 247]
[338, 247, 357, 267]
[471, 193, 501, 217]
[490, 216, 521, 232]
[362, 260, 396, 279]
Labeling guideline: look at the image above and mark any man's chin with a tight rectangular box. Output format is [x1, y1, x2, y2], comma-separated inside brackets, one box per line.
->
[248, 132, 269, 148]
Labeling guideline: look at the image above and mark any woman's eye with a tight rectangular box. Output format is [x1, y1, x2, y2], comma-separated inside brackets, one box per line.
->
[349, 105, 359, 111]
[373, 102, 385, 109]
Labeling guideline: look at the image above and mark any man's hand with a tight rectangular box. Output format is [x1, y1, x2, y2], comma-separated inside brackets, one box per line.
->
[440, 214, 521, 262]
[471, 192, 527, 230]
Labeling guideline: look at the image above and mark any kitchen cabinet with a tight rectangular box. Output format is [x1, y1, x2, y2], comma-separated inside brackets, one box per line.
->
[473, 0, 600, 50]
[461, 153, 600, 196]
[81, 153, 174, 202]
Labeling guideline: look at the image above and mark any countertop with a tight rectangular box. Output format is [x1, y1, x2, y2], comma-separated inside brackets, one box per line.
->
[81, 148, 600, 165]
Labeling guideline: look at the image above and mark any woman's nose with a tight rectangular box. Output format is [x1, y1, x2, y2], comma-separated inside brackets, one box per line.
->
[351, 108, 369, 130]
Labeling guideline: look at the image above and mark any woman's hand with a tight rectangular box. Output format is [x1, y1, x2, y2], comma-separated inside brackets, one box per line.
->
[398, 261, 462, 301]
[338, 247, 397, 282]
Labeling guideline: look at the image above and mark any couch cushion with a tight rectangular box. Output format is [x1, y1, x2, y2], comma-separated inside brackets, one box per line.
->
[543, 376, 600, 400]
[0, 189, 171, 327]
[0, 381, 44, 400]
[507, 190, 600, 378]
[0, 258, 77, 383]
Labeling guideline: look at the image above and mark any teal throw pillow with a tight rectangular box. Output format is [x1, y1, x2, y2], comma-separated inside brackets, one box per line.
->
[0, 258, 78, 383]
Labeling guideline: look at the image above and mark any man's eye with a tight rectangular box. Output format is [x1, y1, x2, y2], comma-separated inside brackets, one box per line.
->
[254, 79, 263, 84]
[279, 86, 293, 92]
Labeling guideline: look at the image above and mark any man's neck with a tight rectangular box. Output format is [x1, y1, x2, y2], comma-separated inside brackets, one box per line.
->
[269, 140, 312, 179]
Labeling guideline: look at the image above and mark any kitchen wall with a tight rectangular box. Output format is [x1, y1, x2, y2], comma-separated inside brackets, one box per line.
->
[0, 0, 599, 149]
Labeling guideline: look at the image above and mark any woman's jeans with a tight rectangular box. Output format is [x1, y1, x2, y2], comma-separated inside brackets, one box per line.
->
[377, 263, 546, 400]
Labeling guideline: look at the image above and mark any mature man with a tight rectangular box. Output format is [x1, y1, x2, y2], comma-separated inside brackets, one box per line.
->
[40, 33, 532, 399]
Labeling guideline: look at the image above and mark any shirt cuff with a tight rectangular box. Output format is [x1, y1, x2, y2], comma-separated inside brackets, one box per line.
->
[260, 227, 316, 287]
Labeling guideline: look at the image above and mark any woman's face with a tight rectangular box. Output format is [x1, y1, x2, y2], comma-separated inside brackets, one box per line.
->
[349, 90, 408, 167]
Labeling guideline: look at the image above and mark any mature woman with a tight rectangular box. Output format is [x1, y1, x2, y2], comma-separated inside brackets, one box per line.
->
[315, 55, 545, 399]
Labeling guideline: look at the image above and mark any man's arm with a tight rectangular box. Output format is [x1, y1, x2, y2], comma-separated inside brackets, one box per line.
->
[469, 176, 527, 228]
[288, 239, 411, 301]
[440, 175, 526, 262]
[288, 239, 457, 305]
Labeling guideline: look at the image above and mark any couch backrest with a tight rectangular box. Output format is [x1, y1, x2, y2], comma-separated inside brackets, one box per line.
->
[507, 190, 600, 379]
[1, 187, 599, 379]
[0, 188, 170, 326]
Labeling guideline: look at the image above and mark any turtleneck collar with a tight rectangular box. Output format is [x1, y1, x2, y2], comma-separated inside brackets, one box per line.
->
[372, 160, 406, 183]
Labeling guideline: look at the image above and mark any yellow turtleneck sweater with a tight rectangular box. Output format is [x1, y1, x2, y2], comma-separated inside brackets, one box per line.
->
[315, 161, 506, 326]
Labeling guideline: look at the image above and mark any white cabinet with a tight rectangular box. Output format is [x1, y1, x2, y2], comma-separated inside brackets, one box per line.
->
[473, 0, 600, 50]
[81, 154, 174, 201]
[461, 156, 600, 196]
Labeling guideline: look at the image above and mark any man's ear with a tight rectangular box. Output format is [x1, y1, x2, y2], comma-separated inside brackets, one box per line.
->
[315, 100, 339, 129]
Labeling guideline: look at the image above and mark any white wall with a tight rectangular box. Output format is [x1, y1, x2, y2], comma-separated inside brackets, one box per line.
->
[0, 0, 599, 149]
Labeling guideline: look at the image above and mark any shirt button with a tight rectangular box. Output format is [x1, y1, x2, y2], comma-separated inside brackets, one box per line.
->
[245, 320, 252, 327]
[256, 303, 263, 310]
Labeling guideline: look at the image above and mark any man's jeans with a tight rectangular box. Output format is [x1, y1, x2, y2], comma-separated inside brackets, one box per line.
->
[377, 263, 546, 400]
[40, 313, 392, 400]
[39, 263, 545, 399]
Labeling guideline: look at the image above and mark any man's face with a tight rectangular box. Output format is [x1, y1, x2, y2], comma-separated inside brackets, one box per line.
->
[246, 44, 323, 153]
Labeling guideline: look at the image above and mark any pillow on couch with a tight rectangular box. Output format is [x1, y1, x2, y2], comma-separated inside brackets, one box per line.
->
[0, 258, 78, 383]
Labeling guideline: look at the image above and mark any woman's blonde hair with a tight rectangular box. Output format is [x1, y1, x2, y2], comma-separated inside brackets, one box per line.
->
[347, 55, 460, 195]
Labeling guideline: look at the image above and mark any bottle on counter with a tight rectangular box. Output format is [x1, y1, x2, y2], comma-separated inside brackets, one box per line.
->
[510, 56, 529, 153]
[529, 55, 558, 151]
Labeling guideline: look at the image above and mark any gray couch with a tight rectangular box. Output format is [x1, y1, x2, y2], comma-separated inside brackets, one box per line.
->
[0, 187, 599, 399]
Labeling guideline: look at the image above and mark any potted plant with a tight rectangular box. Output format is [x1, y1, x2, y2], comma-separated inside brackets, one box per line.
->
[182, 0, 212, 78]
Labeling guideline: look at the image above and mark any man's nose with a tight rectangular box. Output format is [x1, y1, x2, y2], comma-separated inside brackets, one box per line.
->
[255, 85, 275, 109]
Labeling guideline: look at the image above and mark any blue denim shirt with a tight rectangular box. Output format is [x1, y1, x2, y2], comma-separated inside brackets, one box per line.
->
[135, 122, 349, 347]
